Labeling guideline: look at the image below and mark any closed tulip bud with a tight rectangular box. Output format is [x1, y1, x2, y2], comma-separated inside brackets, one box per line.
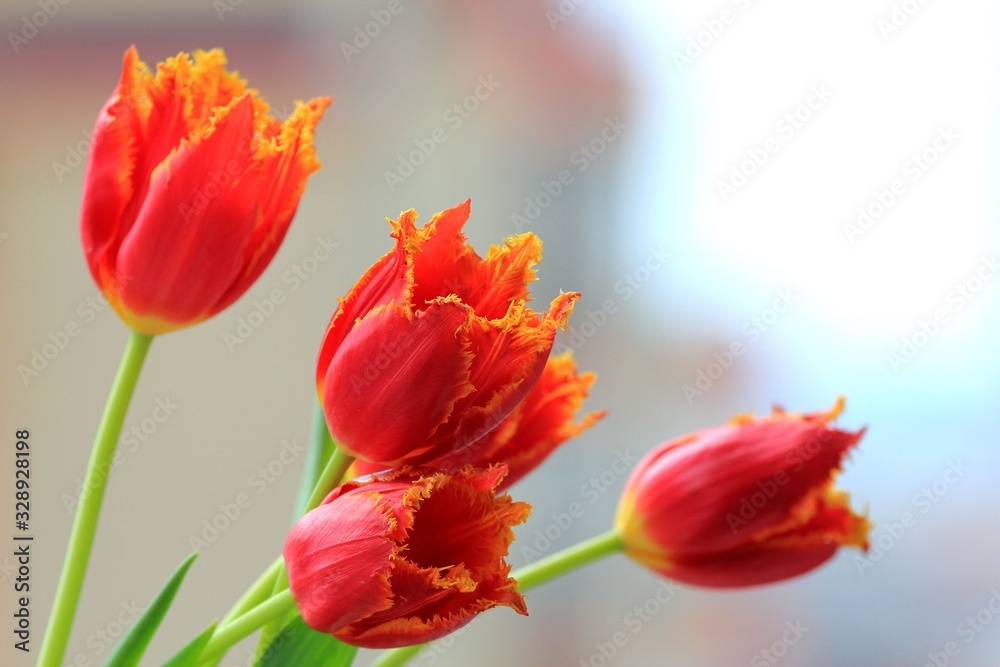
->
[283, 466, 529, 648]
[81, 46, 330, 334]
[316, 200, 579, 466]
[615, 398, 870, 587]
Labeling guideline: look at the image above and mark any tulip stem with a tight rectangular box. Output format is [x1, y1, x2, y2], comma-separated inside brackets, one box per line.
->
[304, 445, 354, 512]
[370, 529, 626, 667]
[254, 441, 355, 651]
[38, 331, 154, 667]
[512, 528, 625, 591]
[294, 403, 336, 518]
[195, 589, 296, 665]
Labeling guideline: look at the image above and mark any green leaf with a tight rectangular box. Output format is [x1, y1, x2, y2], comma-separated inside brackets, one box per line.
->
[105, 552, 199, 667]
[252, 614, 358, 667]
[162, 621, 217, 667]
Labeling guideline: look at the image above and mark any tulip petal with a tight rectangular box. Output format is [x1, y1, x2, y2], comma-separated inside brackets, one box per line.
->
[627, 416, 863, 555]
[317, 229, 410, 396]
[406, 200, 545, 320]
[114, 95, 262, 331]
[81, 46, 147, 288]
[322, 300, 475, 464]
[616, 399, 869, 588]
[653, 488, 869, 587]
[284, 491, 397, 633]
[428, 292, 579, 460]
[413, 352, 605, 488]
[216, 96, 332, 313]
[286, 467, 528, 649]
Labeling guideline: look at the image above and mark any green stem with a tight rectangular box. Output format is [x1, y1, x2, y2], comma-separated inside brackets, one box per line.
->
[255, 445, 354, 652]
[210, 416, 340, 662]
[294, 404, 335, 518]
[220, 556, 285, 627]
[38, 331, 154, 667]
[304, 446, 354, 512]
[370, 530, 625, 667]
[513, 529, 625, 591]
[195, 590, 296, 666]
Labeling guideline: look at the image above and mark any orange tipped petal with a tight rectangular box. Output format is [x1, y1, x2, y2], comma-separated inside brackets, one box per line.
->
[315, 202, 583, 467]
[411, 352, 605, 488]
[321, 300, 475, 465]
[616, 399, 869, 588]
[80, 46, 330, 335]
[285, 467, 529, 648]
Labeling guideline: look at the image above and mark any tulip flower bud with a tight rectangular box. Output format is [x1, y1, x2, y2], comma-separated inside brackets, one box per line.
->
[615, 398, 869, 587]
[316, 200, 579, 466]
[284, 466, 529, 648]
[81, 46, 330, 334]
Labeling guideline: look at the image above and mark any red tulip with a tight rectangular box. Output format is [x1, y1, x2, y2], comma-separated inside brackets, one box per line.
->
[316, 200, 579, 466]
[615, 398, 870, 587]
[81, 46, 330, 334]
[350, 352, 606, 488]
[283, 466, 529, 648]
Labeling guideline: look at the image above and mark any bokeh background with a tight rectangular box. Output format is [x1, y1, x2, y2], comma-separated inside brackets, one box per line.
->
[2, 1, 998, 666]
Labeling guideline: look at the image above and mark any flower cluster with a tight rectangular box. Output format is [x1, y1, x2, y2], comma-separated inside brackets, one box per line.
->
[46, 45, 872, 667]
[286, 201, 604, 646]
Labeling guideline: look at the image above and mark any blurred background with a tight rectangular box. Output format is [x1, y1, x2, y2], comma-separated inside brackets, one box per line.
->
[2, 1, 998, 665]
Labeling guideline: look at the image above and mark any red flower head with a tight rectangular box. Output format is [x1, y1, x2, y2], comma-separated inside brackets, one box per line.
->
[283, 466, 529, 648]
[351, 352, 606, 488]
[81, 46, 330, 335]
[614, 398, 870, 588]
[316, 200, 579, 466]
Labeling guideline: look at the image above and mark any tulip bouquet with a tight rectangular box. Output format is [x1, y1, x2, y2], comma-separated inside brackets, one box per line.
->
[38, 47, 871, 667]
